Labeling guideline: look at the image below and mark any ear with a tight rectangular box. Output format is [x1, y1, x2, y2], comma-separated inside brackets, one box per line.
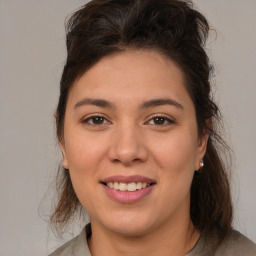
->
[60, 140, 69, 169]
[195, 122, 210, 170]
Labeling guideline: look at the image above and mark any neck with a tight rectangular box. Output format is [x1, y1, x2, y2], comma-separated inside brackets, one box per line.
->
[88, 214, 200, 256]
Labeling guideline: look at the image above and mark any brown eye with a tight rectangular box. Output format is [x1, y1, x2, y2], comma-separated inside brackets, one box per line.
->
[147, 116, 174, 126]
[153, 117, 166, 125]
[82, 116, 109, 125]
[91, 116, 105, 124]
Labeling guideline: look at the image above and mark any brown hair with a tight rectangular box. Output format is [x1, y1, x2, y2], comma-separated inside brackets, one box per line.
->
[51, 0, 233, 239]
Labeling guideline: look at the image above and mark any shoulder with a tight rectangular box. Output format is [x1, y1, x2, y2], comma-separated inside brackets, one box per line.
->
[48, 226, 91, 256]
[215, 230, 256, 256]
[49, 235, 77, 256]
[187, 229, 256, 256]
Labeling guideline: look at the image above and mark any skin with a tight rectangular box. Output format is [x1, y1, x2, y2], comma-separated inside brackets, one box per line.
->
[61, 50, 209, 256]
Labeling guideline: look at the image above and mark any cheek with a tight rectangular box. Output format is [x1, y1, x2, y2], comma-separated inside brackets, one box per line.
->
[63, 130, 109, 199]
[151, 131, 198, 209]
[149, 130, 197, 199]
[65, 128, 107, 171]
[149, 130, 198, 172]
[64, 134, 108, 208]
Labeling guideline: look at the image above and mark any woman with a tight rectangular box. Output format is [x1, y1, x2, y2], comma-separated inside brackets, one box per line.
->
[49, 0, 256, 255]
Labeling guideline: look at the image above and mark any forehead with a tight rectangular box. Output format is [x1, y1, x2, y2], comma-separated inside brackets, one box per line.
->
[67, 50, 192, 109]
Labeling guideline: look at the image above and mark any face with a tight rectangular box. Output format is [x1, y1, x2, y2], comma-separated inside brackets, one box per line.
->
[61, 50, 208, 236]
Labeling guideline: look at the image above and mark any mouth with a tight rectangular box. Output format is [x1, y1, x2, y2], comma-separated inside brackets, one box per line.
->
[102, 181, 153, 192]
[100, 175, 156, 203]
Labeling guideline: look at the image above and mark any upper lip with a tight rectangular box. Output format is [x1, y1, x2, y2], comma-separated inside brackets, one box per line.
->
[101, 175, 156, 184]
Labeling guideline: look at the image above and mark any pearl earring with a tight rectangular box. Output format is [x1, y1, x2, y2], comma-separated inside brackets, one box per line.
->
[63, 161, 68, 168]
[199, 159, 204, 168]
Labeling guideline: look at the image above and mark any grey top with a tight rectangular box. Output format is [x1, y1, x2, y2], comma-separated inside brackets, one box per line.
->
[49, 224, 256, 256]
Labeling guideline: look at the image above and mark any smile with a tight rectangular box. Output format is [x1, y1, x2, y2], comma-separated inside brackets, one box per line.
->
[101, 175, 156, 203]
[106, 182, 150, 192]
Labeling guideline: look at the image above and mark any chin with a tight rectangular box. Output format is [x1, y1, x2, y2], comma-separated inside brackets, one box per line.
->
[108, 223, 153, 237]
[95, 211, 156, 237]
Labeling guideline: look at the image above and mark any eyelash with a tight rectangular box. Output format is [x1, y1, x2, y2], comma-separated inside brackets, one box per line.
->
[146, 115, 175, 126]
[81, 115, 110, 126]
[81, 115, 175, 127]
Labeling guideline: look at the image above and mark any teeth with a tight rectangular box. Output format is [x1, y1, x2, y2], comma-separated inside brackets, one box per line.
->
[119, 183, 127, 191]
[136, 182, 142, 189]
[128, 182, 136, 192]
[106, 182, 151, 191]
[114, 182, 119, 190]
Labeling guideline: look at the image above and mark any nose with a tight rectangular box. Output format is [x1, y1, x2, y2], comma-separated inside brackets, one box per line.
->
[108, 123, 148, 166]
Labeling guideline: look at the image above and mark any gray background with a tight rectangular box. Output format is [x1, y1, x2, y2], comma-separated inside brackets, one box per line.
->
[0, 0, 255, 255]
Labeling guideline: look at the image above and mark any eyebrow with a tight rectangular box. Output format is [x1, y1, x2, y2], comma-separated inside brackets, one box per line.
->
[74, 98, 116, 109]
[74, 97, 183, 110]
[139, 98, 184, 110]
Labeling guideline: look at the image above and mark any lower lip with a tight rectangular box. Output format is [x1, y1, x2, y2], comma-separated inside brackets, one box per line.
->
[102, 184, 155, 204]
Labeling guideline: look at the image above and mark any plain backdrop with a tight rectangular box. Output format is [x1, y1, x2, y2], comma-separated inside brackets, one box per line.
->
[0, 0, 255, 255]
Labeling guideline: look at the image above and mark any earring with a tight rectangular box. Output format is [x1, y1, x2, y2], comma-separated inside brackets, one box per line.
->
[199, 159, 204, 169]
[62, 160, 68, 169]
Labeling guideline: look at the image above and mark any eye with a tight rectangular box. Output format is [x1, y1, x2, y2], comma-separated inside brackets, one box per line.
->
[82, 115, 110, 126]
[147, 116, 174, 126]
